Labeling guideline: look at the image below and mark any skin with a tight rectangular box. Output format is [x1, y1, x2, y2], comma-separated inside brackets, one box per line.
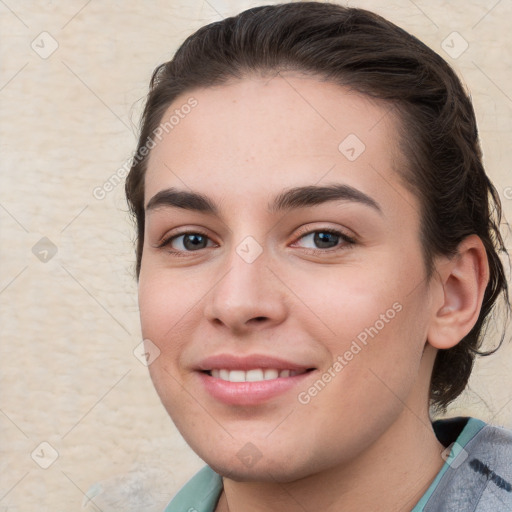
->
[138, 73, 489, 511]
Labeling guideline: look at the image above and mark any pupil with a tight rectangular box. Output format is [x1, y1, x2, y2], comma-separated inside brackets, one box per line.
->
[314, 232, 338, 248]
[184, 234, 206, 250]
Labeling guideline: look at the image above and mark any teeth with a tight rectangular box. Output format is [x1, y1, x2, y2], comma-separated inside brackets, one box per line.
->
[210, 368, 305, 382]
[264, 369, 279, 380]
[246, 369, 264, 382]
[229, 370, 245, 383]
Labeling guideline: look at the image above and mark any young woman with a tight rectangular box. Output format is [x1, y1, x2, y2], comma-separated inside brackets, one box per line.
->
[125, 2, 511, 510]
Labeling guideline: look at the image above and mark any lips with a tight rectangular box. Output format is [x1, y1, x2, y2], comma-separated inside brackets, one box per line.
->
[197, 353, 313, 373]
[196, 354, 315, 405]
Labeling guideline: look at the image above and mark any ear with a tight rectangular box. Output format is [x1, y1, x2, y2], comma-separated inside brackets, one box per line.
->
[427, 235, 490, 350]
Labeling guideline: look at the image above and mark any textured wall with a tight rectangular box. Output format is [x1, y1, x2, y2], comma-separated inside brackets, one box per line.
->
[0, 1, 511, 510]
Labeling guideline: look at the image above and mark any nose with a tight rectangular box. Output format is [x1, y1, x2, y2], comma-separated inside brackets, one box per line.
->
[203, 242, 288, 334]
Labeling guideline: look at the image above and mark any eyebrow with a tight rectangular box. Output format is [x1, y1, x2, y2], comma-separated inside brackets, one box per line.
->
[145, 184, 382, 216]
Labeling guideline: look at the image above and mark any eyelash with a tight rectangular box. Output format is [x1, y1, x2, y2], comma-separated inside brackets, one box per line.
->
[157, 229, 213, 258]
[157, 227, 356, 257]
[292, 227, 356, 255]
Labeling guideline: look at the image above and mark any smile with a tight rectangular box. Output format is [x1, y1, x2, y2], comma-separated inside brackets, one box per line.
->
[209, 368, 309, 382]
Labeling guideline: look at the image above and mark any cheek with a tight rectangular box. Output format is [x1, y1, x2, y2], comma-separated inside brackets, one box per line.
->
[291, 256, 427, 391]
[137, 272, 193, 416]
[138, 256, 193, 330]
[138, 278, 166, 342]
[288, 261, 402, 344]
[137, 267, 191, 366]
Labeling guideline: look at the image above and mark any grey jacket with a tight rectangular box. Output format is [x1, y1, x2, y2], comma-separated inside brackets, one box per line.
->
[424, 417, 512, 511]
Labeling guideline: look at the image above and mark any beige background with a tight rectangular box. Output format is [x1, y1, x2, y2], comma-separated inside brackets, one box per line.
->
[0, 1, 511, 510]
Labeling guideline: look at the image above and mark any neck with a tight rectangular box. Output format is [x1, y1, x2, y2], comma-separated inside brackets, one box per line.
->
[216, 408, 445, 512]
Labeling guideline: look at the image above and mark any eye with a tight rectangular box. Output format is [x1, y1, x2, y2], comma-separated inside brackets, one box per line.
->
[292, 228, 355, 253]
[158, 231, 216, 254]
[157, 227, 355, 257]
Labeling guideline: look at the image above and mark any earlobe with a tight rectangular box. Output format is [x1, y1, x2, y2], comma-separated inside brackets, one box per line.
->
[427, 235, 489, 350]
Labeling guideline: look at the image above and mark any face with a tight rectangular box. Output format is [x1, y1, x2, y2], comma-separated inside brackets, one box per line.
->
[138, 73, 437, 482]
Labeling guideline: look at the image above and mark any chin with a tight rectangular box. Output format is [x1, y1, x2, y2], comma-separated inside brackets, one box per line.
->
[197, 445, 325, 484]
[209, 461, 305, 483]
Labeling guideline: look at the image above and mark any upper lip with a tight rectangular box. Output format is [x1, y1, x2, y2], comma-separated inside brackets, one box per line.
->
[196, 354, 314, 372]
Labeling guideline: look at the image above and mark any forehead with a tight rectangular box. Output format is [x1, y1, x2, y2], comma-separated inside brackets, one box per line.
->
[144, 73, 410, 215]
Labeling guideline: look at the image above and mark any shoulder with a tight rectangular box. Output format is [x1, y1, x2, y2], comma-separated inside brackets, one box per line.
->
[423, 417, 512, 511]
[163, 465, 223, 512]
[467, 421, 512, 490]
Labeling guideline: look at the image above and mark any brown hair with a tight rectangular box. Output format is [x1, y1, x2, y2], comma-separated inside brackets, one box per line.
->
[125, 2, 510, 412]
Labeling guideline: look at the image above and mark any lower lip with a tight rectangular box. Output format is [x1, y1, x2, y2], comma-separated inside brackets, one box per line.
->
[198, 371, 313, 406]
